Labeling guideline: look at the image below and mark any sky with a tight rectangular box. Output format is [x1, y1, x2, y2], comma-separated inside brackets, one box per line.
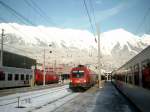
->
[0, 0, 150, 35]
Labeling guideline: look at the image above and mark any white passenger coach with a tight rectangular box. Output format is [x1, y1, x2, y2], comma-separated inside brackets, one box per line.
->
[0, 66, 33, 89]
[112, 45, 150, 112]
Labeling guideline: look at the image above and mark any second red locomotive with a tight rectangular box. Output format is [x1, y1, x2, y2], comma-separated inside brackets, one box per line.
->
[35, 69, 59, 85]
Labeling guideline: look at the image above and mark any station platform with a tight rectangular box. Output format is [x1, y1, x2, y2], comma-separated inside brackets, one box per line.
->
[92, 82, 139, 112]
[54, 82, 139, 112]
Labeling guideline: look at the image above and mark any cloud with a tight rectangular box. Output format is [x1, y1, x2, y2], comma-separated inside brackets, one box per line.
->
[95, 0, 102, 4]
[65, 0, 139, 27]
[95, 0, 139, 22]
[95, 1, 129, 22]
[59, 0, 138, 30]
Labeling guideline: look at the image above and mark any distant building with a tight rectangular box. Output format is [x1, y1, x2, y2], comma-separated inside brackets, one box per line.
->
[104, 72, 112, 81]
[1, 50, 36, 69]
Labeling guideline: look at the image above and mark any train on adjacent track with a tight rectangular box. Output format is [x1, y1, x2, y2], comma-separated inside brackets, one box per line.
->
[0, 66, 33, 88]
[35, 69, 59, 85]
[0, 67, 59, 89]
[0, 50, 59, 89]
[112, 45, 150, 112]
[69, 65, 97, 90]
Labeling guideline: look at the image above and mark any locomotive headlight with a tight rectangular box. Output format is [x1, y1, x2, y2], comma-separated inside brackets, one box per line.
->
[83, 80, 86, 83]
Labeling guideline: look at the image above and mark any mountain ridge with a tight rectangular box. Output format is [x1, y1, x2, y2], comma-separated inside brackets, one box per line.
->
[1, 23, 150, 71]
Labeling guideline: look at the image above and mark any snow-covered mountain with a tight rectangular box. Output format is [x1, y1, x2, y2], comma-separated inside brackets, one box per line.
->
[0, 23, 150, 72]
[101, 29, 140, 55]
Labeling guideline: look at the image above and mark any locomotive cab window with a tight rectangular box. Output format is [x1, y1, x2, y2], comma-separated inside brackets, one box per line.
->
[0, 72, 5, 81]
[72, 70, 84, 78]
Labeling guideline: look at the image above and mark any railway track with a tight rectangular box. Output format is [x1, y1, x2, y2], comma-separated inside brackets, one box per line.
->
[32, 85, 98, 112]
[31, 93, 79, 112]
[0, 85, 80, 112]
[0, 83, 65, 97]
[0, 85, 68, 105]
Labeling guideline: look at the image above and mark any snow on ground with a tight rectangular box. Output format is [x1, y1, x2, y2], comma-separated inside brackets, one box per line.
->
[54, 83, 139, 112]
[0, 83, 139, 112]
[0, 85, 79, 112]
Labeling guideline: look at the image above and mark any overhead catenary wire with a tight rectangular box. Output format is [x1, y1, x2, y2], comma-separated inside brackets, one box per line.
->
[0, 22, 53, 60]
[89, 0, 97, 26]
[0, 16, 33, 39]
[83, 0, 98, 44]
[83, 0, 95, 35]
[23, 0, 60, 40]
[29, 0, 57, 26]
[0, 18, 35, 58]
[23, 0, 45, 22]
[0, 1, 52, 41]
[0, 19, 50, 54]
[0, 3, 30, 25]
[83, 0, 102, 87]
[24, 0, 57, 27]
[0, 1, 36, 26]
[23, 0, 56, 26]
[89, 0, 98, 42]
[0, 1, 59, 67]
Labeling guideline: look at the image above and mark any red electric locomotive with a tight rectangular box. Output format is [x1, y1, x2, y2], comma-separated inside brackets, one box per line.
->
[35, 69, 59, 85]
[69, 65, 97, 89]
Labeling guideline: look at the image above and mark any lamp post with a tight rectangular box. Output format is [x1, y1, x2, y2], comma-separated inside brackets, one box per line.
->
[0, 29, 4, 67]
[43, 44, 52, 86]
[96, 24, 102, 88]
[43, 48, 46, 86]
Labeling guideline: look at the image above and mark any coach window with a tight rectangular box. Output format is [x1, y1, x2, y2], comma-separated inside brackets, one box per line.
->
[8, 74, 13, 81]
[30, 75, 32, 79]
[21, 74, 24, 80]
[126, 69, 128, 83]
[134, 64, 139, 86]
[122, 70, 126, 82]
[126, 68, 129, 83]
[129, 67, 132, 84]
[72, 71, 84, 78]
[122, 74, 125, 82]
[0, 72, 5, 81]
[15, 74, 19, 80]
[26, 74, 29, 80]
[142, 59, 150, 89]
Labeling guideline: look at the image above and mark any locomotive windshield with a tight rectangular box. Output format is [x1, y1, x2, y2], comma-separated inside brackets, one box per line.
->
[72, 70, 84, 78]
